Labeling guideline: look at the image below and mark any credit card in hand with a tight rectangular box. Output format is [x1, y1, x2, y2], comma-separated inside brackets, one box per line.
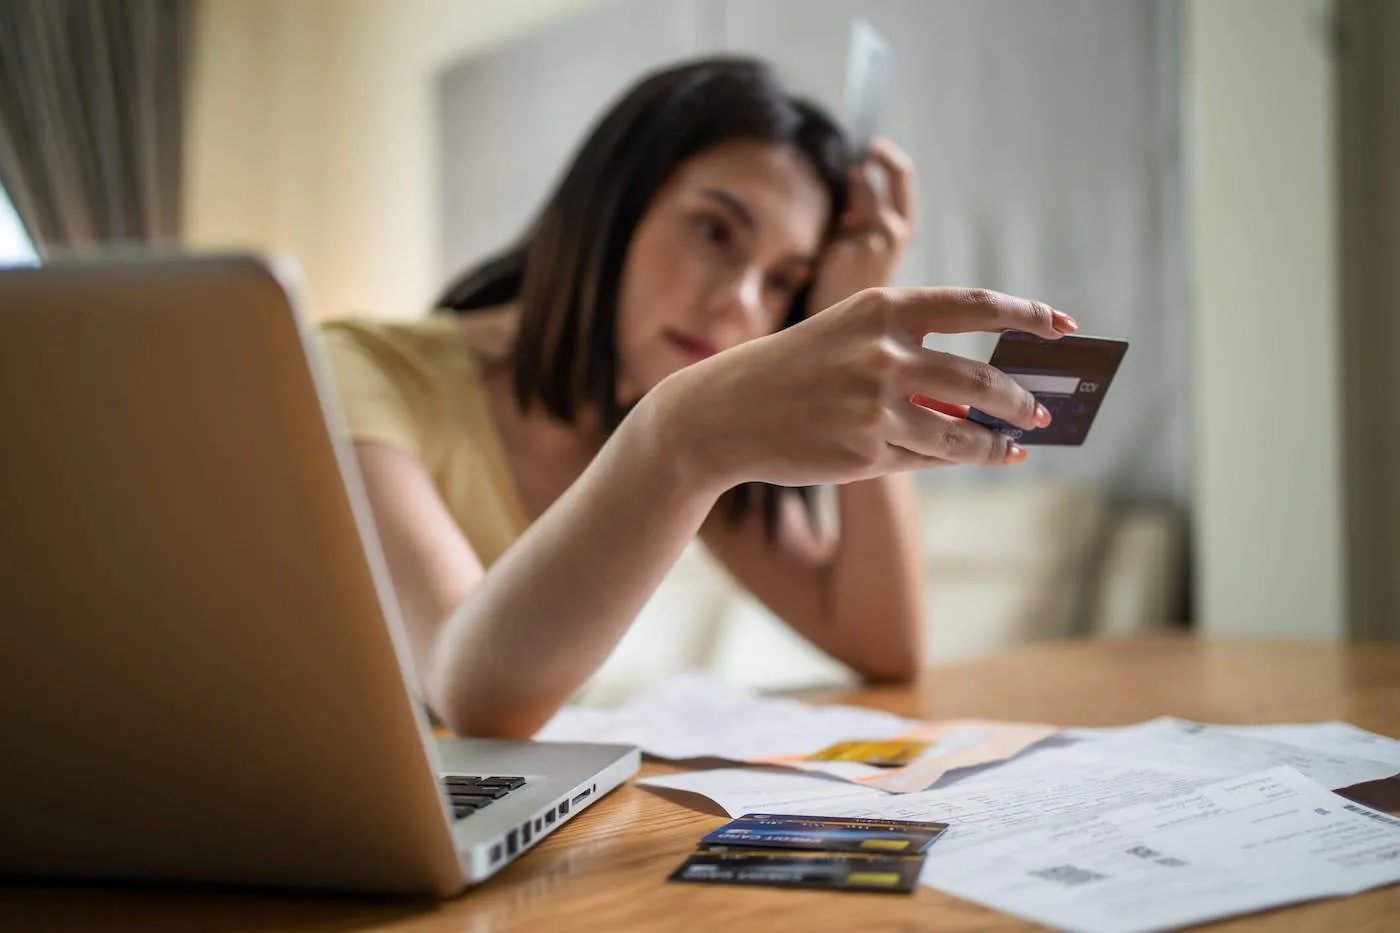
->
[968, 331, 1128, 446]
[701, 813, 948, 855]
[843, 18, 892, 156]
[668, 846, 923, 894]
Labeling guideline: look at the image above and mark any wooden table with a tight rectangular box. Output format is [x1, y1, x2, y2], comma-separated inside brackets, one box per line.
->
[5, 636, 1400, 932]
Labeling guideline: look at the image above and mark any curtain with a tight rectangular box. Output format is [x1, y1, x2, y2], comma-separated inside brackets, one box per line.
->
[0, 0, 192, 254]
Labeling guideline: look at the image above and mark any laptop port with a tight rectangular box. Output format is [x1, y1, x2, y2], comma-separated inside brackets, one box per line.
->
[534, 817, 542, 832]
[558, 798, 570, 817]
[490, 843, 503, 864]
[522, 821, 533, 845]
[506, 829, 519, 857]
[572, 788, 591, 806]
[545, 808, 556, 825]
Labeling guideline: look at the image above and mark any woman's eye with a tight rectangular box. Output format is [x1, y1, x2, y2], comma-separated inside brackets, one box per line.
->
[766, 275, 804, 296]
[695, 215, 731, 247]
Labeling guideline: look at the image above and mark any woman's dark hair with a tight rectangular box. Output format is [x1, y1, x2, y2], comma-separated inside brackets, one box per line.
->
[438, 56, 852, 535]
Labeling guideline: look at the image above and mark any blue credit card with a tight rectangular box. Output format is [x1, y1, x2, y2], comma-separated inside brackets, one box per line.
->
[967, 331, 1128, 446]
[700, 814, 947, 855]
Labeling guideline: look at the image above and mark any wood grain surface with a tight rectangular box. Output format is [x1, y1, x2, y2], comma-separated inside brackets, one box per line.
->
[5, 636, 1400, 932]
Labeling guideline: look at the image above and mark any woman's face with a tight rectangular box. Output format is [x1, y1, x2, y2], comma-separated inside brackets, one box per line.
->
[614, 139, 832, 401]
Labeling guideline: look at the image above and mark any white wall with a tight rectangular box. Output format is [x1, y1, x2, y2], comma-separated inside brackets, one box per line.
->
[1186, 0, 1348, 638]
[183, 0, 600, 321]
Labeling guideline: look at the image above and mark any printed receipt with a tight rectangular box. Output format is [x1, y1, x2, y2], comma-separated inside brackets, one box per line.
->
[1061, 717, 1400, 790]
[642, 747, 1228, 853]
[925, 766, 1400, 933]
[536, 673, 1055, 793]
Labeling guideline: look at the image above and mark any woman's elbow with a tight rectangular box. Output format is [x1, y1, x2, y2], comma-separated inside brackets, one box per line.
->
[434, 696, 542, 740]
[848, 628, 922, 684]
[427, 672, 552, 740]
[856, 655, 920, 685]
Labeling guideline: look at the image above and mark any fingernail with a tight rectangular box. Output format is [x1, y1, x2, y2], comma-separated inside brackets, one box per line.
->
[1034, 403, 1052, 427]
[1052, 310, 1079, 334]
[1004, 444, 1027, 465]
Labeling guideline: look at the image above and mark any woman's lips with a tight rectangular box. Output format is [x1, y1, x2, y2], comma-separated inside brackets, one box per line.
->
[664, 329, 720, 361]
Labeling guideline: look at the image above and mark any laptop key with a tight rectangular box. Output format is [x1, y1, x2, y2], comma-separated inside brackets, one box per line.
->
[480, 776, 527, 790]
[452, 805, 477, 820]
[443, 775, 485, 786]
[454, 785, 510, 799]
[448, 794, 495, 809]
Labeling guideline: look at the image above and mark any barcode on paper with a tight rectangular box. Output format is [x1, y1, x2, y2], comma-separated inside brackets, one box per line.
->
[1343, 803, 1400, 827]
[1030, 864, 1108, 887]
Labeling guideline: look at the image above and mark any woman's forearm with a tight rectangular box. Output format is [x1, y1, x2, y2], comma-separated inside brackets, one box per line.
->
[422, 282, 1068, 731]
[826, 473, 925, 681]
[426, 390, 723, 738]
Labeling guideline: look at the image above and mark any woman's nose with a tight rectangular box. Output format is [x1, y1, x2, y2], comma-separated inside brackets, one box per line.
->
[708, 267, 767, 335]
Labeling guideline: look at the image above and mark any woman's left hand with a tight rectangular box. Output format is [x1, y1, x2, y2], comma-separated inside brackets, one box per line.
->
[807, 137, 918, 315]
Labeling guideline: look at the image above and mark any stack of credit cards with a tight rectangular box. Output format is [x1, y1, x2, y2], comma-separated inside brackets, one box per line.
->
[668, 813, 948, 895]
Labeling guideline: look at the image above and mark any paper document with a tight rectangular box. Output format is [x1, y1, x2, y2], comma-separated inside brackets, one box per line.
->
[641, 767, 889, 817]
[640, 719, 1399, 846]
[928, 767, 1400, 933]
[537, 673, 1055, 792]
[1063, 717, 1400, 789]
[641, 747, 1227, 853]
[641, 756, 1400, 931]
[1219, 721, 1400, 770]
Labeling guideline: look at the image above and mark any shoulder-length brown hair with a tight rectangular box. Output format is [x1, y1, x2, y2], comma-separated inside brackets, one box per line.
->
[438, 57, 852, 534]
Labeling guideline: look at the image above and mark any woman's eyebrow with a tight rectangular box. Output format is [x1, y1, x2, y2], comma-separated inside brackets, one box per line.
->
[699, 188, 821, 265]
[699, 188, 757, 231]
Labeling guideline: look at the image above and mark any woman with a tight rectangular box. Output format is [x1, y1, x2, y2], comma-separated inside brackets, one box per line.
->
[323, 58, 1071, 738]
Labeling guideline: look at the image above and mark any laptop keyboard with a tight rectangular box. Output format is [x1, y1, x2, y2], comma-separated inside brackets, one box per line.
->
[441, 775, 527, 820]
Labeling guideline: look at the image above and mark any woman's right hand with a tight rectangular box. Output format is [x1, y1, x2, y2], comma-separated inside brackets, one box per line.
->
[650, 286, 1079, 491]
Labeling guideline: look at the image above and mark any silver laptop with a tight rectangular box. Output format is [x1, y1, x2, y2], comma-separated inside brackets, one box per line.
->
[0, 254, 639, 897]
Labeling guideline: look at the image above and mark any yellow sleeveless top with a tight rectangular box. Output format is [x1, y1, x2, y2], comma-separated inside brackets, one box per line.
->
[319, 309, 530, 568]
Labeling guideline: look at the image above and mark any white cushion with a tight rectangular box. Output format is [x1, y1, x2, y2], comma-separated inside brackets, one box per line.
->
[919, 481, 1107, 662]
[576, 480, 1116, 703]
[572, 542, 733, 707]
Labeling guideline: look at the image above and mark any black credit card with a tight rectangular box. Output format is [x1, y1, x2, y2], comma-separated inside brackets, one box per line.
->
[668, 846, 923, 894]
[967, 331, 1128, 446]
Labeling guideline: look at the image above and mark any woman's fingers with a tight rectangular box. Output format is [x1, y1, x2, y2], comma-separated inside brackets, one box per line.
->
[884, 286, 1078, 341]
[902, 346, 1048, 431]
[843, 165, 877, 229]
[881, 443, 955, 474]
[910, 394, 969, 419]
[873, 205, 908, 246]
[887, 398, 1023, 466]
[868, 138, 918, 230]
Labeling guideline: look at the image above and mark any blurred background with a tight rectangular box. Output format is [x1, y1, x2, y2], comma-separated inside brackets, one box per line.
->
[2, 0, 1395, 700]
